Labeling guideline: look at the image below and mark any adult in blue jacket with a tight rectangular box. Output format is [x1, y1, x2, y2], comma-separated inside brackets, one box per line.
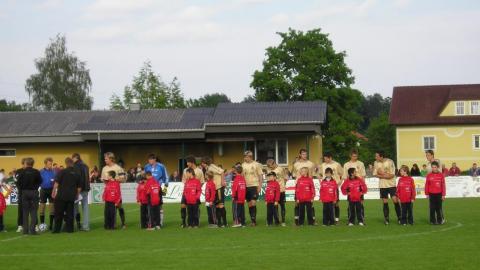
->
[144, 154, 168, 226]
[39, 157, 56, 231]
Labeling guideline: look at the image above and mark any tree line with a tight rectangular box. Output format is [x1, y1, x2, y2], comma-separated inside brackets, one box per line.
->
[1, 29, 395, 165]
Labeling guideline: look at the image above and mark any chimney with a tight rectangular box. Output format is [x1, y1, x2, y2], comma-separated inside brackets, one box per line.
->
[129, 98, 141, 111]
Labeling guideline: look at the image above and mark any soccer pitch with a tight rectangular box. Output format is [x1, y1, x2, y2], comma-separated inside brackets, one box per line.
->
[1, 198, 479, 270]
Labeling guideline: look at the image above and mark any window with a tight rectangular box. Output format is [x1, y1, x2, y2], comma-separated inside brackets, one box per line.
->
[423, 136, 435, 150]
[246, 139, 288, 165]
[471, 101, 480, 115]
[474, 135, 480, 150]
[0, 149, 16, 157]
[455, 101, 465, 115]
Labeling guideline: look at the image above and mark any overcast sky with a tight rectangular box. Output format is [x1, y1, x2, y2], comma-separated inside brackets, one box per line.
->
[1, 0, 479, 109]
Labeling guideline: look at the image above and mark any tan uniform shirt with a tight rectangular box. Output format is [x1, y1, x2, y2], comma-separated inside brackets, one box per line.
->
[292, 160, 316, 179]
[242, 161, 263, 187]
[182, 167, 205, 184]
[207, 164, 224, 190]
[101, 163, 126, 182]
[373, 158, 396, 188]
[318, 161, 343, 185]
[343, 160, 366, 178]
[267, 166, 287, 192]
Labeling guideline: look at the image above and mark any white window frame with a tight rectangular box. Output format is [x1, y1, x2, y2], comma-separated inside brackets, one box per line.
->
[422, 135, 436, 151]
[0, 149, 16, 157]
[470, 101, 480, 115]
[473, 134, 480, 150]
[251, 139, 289, 166]
[455, 101, 465, 115]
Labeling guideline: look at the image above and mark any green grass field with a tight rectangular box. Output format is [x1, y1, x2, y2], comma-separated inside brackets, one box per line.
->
[1, 198, 479, 270]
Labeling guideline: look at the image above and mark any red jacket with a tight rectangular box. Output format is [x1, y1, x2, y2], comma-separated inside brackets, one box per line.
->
[320, 178, 338, 203]
[231, 175, 247, 204]
[396, 176, 416, 203]
[425, 172, 446, 196]
[341, 177, 367, 202]
[136, 181, 148, 204]
[183, 178, 202, 205]
[0, 193, 6, 215]
[265, 180, 280, 203]
[295, 176, 315, 202]
[145, 177, 161, 206]
[448, 167, 461, 176]
[205, 180, 216, 204]
[103, 180, 121, 205]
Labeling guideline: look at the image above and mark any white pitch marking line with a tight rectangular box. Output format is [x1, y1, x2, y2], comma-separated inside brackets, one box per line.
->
[0, 222, 464, 257]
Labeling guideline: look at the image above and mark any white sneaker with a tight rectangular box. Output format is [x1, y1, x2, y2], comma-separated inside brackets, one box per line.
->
[359, 222, 365, 226]
[35, 225, 40, 232]
[348, 223, 354, 226]
[281, 223, 287, 227]
[232, 224, 242, 228]
[335, 218, 339, 222]
[16, 226, 23, 233]
[155, 226, 161, 230]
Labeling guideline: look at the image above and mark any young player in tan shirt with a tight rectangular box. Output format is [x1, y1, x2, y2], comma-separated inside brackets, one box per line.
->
[241, 151, 263, 226]
[373, 151, 401, 225]
[291, 149, 317, 225]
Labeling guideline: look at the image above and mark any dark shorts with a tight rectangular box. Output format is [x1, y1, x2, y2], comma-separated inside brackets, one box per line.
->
[40, 188, 54, 204]
[380, 187, 397, 199]
[279, 192, 286, 203]
[215, 187, 225, 205]
[246, 186, 258, 202]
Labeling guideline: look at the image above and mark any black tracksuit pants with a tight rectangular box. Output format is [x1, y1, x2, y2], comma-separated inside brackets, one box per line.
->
[54, 199, 74, 233]
[266, 202, 279, 225]
[104, 202, 116, 230]
[429, 193, 444, 224]
[298, 202, 314, 225]
[149, 204, 160, 227]
[322, 202, 335, 225]
[187, 204, 199, 227]
[348, 200, 363, 224]
[21, 190, 39, 234]
[140, 204, 148, 228]
[400, 202, 414, 225]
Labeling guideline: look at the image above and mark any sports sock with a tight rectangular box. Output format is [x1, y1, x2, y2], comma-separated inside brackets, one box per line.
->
[119, 208, 125, 226]
[216, 208, 222, 227]
[160, 209, 164, 226]
[181, 208, 186, 226]
[312, 207, 316, 220]
[49, 215, 54, 230]
[334, 205, 340, 219]
[383, 203, 390, 220]
[40, 214, 45, 224]
[222, 208, 227, 226]
[76, 213, 81, 228]
[394, 202, 401, 220]
[294, 205, 299, 225]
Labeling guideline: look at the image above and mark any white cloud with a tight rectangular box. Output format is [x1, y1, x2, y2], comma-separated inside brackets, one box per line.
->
[37, 0, 63, 9]
[393, 0, 412, 8]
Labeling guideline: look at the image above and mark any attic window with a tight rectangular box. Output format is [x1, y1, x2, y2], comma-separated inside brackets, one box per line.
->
[455, 101, 465, 115]
[471, 101, 479, 115]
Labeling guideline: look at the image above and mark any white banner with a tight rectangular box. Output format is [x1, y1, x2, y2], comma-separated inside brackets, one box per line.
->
[6, 176, 480, 205]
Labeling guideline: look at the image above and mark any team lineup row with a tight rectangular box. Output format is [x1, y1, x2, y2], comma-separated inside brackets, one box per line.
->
[0, 149, 446, 233]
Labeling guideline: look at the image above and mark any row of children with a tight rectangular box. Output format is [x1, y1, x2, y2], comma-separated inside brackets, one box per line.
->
[98, 162, 446, 230]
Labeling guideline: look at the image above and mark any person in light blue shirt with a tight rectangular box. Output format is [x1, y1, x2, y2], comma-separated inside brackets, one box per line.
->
[39, 157, 56, 231]
[144, 154, 168, 227]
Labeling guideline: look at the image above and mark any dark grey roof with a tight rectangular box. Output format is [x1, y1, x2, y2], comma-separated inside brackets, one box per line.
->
[206, 101, 327, 125]
[0, 101, 326, 141]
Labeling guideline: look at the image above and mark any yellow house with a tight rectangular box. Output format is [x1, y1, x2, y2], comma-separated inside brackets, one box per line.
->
[390, 84, 480, 171]
[0, 101, 326, 177]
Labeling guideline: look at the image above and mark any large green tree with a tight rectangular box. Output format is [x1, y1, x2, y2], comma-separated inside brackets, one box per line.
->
[358, 93, 391, 132]
[186, 93, 231, 108]
[110, 61, 185, 110]
[359, 113, 396, 165]
[251, 28, 362, 162]
[0, 99, 29, 111]
[25, 34, 93, 110]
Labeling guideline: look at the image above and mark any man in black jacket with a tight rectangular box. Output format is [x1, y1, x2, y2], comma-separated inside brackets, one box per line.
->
[72, 153, 90, 231]
[16, 157, 42, 235]
[52, 158, 82, 233]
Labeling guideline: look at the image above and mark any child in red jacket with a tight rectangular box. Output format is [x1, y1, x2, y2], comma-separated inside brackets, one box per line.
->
[320, 168, 338, 226]
[295, 167, 315, 226]
[136, 178, 148, 229]
[231, 166, 247, 228]
[0, 183, 12, 232]
[183, 168, 202, 228]
[204, 171, 217, 228]
[145, 172, 162, 230]
[425, 161, 446, 225]
[265, 172, 281, 226]
[103, 171, 121, 230]
[397, 165, 416, 225]
[341, 168, 367, 226]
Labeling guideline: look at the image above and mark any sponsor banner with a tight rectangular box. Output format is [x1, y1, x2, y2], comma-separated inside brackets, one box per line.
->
[6, 176, 480, 205]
